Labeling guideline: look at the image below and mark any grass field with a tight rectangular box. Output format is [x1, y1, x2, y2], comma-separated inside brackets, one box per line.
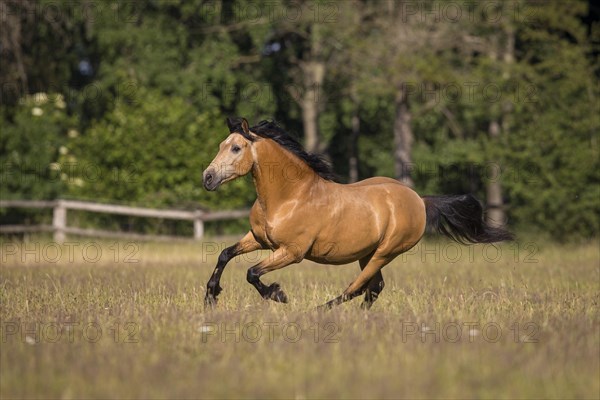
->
[1, 236, 598, 399]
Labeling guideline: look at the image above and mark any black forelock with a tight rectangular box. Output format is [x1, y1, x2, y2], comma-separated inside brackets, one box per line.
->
[226, 117, 337, 181]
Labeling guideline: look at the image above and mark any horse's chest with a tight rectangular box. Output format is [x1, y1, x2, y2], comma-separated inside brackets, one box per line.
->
[250, 212, 297, 250]
[250, 221, 273, 247]
[249, 208, 278, 249]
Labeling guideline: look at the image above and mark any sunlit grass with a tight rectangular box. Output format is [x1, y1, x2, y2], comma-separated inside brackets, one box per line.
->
[1, 236, 598, 399]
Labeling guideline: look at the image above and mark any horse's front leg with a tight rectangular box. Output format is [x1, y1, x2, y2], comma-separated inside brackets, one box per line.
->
[205, 231, 263, 308]
[246, 246, 303, 303]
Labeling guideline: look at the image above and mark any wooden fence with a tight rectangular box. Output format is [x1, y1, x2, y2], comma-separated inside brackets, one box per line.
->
[0, 199, 250, 243]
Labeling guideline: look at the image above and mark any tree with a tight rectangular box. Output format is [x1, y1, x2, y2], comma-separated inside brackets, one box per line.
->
[63, 89, 254, 210]
[499, 1, 599, 239]
[359, 1, 466, 187]
[0, 93, 73, 200]
[264, 0, 350, 153]
[0, 0, 88, 108]
[1, 0, 598, 241]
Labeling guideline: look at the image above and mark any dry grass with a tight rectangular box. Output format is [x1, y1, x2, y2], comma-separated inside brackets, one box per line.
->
[1, 236, 599, 399]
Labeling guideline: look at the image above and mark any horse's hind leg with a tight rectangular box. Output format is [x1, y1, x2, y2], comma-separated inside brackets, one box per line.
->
[361, 272, 384, 310]
[318, 255, 390, 310]
[357, 254, 385, 310]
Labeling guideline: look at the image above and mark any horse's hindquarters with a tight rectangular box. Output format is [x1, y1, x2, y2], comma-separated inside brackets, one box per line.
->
[306, 181, 426, 265]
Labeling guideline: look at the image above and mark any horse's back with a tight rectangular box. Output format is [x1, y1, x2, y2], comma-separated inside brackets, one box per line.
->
[347, 177, 424, 212]
[348, 176, 403, 187]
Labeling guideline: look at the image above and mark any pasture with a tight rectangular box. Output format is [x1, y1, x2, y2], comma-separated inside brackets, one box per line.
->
[1, 237, 598, 399]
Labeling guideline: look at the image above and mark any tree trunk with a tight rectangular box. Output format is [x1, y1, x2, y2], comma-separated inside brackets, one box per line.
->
[348, 109, 360, 183]
[485, 26, 514, 227]
[300, 61, 325, 154]
[301, 79, 320, 153]
[393, 87, 414, 187]
[486, 120, 505, 226]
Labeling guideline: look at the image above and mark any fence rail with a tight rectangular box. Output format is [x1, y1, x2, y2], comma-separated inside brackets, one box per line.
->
[0, 199, 250, 242]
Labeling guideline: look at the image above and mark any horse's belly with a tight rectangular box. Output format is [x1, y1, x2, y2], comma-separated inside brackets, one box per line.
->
[304, 244, 375, 265]
[305, 212, 381, 264]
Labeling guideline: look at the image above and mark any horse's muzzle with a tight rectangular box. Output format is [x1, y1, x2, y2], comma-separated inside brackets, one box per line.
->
[203, 170, 219, 191]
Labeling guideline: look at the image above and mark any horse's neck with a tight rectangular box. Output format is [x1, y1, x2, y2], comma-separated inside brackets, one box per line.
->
[251, 140, 318, 212]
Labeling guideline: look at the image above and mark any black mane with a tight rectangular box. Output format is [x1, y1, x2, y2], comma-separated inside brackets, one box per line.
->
[228, 118, 337, 181]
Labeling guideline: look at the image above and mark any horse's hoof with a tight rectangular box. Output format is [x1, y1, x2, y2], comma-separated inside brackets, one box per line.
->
[266, 283, 288, 303]
[315, 303, 332, 312]
[316, 297, 342, 311]
[204, 294, 218, 309]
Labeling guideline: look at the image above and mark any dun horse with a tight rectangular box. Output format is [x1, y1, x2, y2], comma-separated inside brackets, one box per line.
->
[202, 117, 512, 310]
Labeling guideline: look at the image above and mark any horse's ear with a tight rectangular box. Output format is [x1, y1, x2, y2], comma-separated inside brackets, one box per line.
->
[241, 118, 250, 135]
[226, 117, 236, 133]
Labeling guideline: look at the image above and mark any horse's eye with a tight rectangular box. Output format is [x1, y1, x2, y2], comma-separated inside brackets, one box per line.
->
[231, 145, 241, 154]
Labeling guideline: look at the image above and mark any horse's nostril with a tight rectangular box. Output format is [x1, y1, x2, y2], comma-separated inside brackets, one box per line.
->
[205, 174, 213, 184]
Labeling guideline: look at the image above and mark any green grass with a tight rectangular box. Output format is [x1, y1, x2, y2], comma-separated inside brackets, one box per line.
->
[1, 237, 598, 399]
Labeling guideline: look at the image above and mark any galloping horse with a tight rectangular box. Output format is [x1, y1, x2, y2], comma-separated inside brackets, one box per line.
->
[202, 117, 512, 310]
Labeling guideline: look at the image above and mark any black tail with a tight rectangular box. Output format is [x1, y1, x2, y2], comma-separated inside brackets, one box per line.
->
[422, 194, 514, 244]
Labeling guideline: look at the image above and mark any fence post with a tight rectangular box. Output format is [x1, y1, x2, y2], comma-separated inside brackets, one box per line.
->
[193, 211, 204, 240]
[53, 200, 66, 243]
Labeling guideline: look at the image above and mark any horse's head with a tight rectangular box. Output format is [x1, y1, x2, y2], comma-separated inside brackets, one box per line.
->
[203, 117, 256, 191]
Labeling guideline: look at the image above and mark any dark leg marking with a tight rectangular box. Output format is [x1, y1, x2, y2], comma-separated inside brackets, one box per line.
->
[246, 266, 288, 303]
[316, 287, 367, 311]
[361, 274, 385, 310]
[204, 245, 237, 307]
